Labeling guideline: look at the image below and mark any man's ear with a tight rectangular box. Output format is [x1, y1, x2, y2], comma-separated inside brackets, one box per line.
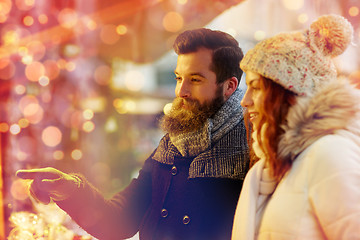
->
[223, 77, 239, 99]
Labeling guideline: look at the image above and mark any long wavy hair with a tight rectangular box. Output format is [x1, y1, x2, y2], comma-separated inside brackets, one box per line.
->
[256, 76, 297, 180]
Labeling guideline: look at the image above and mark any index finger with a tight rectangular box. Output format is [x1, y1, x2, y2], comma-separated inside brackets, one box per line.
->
[16, 168, 61, 180]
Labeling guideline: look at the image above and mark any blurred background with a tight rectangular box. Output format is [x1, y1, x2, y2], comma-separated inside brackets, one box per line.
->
[0, 0, 359, 239]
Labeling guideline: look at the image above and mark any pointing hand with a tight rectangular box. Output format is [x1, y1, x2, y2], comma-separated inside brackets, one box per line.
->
[16, 167, 83, 204]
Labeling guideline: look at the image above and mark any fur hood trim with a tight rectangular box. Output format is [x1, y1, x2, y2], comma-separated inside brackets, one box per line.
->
[278, 78, 360, 161]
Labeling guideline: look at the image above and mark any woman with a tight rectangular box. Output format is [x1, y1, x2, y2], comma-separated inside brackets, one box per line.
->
[232, 14, 360, 239]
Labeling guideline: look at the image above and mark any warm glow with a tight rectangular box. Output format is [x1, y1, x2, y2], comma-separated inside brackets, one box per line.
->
[124, 70, 145, 91]
[14, 84, 26, 95]
[162, 12, 184, 32]
[58, 8, 78, 28]
[18, 118, 30, 128]
[83, 109, 94, 120]
[349, 6, 359, 16]
[27, 40, 46, 61]
[9, 124, 21, 135]
[65, 61, 76, 71]
[82, 121, 95, 132]
[38, 14, 48, 24]
[42, 126, 62, 147]
[0, 123, 9, 132]
[0, 0, 12, 16]
[71, 149, 82, 160]
[100, 24, 120, 45]
[53, 150, 64, 160]
[254, 30, 266, 41]
[3, 30, 19, 45]
[298, 13, 308, 24]
[116, 25, 128, 35]
[25, 61, 45, 82]
[15, 0, 34, 11]
[282, 0, 304, 10]
[11, 179, 30, 201]
[44, 59, 60, 80]
[38, 76, 50, 86]
[23, 15, 34, 26]
[94, 65, 112, 85]
[177, 0, 187, 4]
[0, 58, 15, 80]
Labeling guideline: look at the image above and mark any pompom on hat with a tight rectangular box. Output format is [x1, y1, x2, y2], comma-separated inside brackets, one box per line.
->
[240, 14, 354, 96]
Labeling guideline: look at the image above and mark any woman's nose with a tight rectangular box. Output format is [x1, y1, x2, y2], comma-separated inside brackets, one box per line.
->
[241, 89, 252, 108]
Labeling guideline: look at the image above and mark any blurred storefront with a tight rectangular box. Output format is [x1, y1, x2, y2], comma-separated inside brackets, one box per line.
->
[0, 0, 359, 239]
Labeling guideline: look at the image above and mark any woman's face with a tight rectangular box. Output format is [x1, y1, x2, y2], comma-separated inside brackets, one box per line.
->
[241, 70, 264, 130]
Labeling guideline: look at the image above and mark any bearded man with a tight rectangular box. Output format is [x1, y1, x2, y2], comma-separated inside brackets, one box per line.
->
[16, 28, 249, 240]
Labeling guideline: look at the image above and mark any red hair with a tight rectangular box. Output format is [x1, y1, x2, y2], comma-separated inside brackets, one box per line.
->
[256, 77, 297, 180]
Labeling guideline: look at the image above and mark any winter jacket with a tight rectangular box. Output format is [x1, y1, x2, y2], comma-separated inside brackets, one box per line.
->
[232, 79, 360, 240]
[57, 119, 249, 240]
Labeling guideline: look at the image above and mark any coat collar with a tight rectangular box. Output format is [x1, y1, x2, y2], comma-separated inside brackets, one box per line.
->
[278, 78, 360, 161]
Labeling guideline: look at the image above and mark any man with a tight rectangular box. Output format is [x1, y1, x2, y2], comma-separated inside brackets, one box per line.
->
[16, 28, 249, 240]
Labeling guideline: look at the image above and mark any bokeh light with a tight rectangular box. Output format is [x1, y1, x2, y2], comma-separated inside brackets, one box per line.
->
[282, 0, 304, 10]
[25, 61, 45, 82]
[349, 6, 359, 17]
[43, 59, 60, 80]
[27, 41, 46, 61]
[14, 84, 26, 95]
[53, 150, 64, 160]
[58, 8, 78, 28]
[162, 11, 184, 32]
[83, 109, 94, 120]
[71, 149, 82, 160]
[124, 70, 145, 91]
[298, 13, 308, 24]
[116, 25, 127, 35]
[100, 24, 120, 45]
[38, 14, 48, 24]
[10, 179, 29, 201]
[23, 16, 34, 26]
[15, 0, 34, 11]
[0, 123, 9, 132]
[41, 126, 62, 147]
[9, 124, 21, 135]
[82, 121, 95, 133]
[94, 65, 112, 85]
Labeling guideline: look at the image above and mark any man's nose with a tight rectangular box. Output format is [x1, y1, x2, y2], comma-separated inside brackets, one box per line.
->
[177, 80, 191, 98]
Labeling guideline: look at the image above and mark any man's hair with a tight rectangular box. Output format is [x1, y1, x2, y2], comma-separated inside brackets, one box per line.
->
[173, 28, 244, 84]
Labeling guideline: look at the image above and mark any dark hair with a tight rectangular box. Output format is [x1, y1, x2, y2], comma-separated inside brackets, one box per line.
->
[173, 28, 243, 84]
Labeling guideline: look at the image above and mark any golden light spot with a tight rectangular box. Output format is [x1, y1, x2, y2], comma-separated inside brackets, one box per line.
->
[25, 61, 45, 82]
[53, 150, 64, 160]
[71, 149, 82, 160]
[23, 15, 34, 26]
[83, 109, 94, 120]
[57, 59, 67, 69]
[3, 30, 19, 45]
[18, 118, 29, 128]
[0, 0, 12, 16]
[94, 65, 112, 85]
[42, 126, 62, 147]
[21, 55, 33, 65]
[349, 6, 359, 17]
[162, 12, 184, 32]
[15, 0, 34, 11]
[116, 25, 127, 35]
[11, 179, 29, 201]
[104, 116, 118, 133]
[38, 14, 48, 24]
[177, 0, 187, 4]
[100, 24, 120, 45]
[82, 121, 95, 132]
[0, 122, 9, 132]
[9, 124, 21, 135]
[14, 84, 26, 95]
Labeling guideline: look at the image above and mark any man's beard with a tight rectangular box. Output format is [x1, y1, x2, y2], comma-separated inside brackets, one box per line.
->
[160, 87, 225, 135]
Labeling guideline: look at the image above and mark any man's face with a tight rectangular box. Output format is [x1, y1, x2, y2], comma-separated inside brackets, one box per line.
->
[160, 48, 226, 134]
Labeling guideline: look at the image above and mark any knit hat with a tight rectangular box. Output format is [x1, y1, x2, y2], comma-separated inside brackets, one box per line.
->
[240, 14, 353, 96]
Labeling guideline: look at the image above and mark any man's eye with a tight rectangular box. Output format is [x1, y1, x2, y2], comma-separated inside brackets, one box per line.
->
[175, 77, 182, 82]
[191, 78, 201, 82]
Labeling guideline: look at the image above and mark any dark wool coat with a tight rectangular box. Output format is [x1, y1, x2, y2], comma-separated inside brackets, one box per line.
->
[56, 120, 249, 240]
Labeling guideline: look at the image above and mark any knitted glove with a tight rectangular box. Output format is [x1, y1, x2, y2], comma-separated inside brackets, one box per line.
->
[16, 167, 83, 204]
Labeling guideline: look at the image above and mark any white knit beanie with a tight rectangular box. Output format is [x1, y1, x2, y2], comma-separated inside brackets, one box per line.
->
[240, 14, 354, 96]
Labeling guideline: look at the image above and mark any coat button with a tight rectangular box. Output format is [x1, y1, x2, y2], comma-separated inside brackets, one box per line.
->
[171, 166, 177, 176]
[182, 215, 190, 225]
[160, 208, 168, 218]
